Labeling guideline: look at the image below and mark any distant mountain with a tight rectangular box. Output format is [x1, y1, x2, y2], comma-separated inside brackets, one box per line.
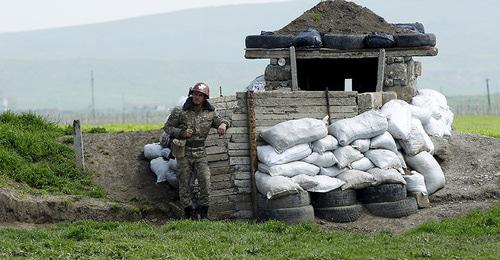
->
[0, 0, 498, 111]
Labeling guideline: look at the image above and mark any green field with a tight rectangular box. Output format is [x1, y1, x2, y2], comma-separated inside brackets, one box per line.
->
[453, 115, 500, 138]
[0, 204, 498, 258]
[82, 123, 163, 133]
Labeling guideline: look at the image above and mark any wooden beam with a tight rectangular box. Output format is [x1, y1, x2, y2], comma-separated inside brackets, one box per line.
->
[245, 46, 438, 59]
[246, 91, 258, 219]
[376, 49, 386, 92]
[289, 46, 299, 91]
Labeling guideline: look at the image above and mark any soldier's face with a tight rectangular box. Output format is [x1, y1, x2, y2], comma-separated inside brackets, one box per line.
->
[192, 91, 206, 105]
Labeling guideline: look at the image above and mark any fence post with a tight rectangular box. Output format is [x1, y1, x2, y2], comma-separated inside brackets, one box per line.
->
[73, 120, 85, 172]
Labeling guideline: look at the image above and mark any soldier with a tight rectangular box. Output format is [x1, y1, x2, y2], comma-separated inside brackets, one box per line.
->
[164, 82, 230, 220]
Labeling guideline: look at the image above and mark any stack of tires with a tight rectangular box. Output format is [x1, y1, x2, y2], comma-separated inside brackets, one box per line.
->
[357, 184, 418, 218]
[256, 190, 315, 224]
[311, 189, 362, 223]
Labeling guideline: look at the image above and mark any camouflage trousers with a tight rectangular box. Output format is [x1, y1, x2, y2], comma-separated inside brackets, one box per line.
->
[177, 151, 211, 208]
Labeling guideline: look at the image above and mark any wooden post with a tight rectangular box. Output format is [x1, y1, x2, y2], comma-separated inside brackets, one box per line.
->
[246, 91, 258, 218]
[73, 120, 85, 172]
[290, 46, 299, 91]
[376, 49, 386, 92]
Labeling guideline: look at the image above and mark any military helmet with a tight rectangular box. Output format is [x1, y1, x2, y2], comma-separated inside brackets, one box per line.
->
[192, 82, 210, 99]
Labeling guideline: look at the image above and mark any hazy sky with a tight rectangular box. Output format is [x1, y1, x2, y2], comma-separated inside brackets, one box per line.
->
[0, 0, 289, 33]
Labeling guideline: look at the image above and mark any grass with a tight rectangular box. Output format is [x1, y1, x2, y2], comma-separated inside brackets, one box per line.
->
[0, 112, 106, 197]
[81, 123, 163, 133]
[0, 204, 498, 258]
[453, 115, 500, 138]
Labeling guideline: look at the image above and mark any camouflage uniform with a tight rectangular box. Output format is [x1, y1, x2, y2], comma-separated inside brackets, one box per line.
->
[164, 97, 230, 209]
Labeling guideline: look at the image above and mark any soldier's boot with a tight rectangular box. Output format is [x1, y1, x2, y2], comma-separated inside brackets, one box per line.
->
[199, 206, 209, 220]
[184, 207, 194, 220]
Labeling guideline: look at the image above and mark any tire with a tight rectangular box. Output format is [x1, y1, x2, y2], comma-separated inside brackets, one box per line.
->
[364, 32, 395, 49]
[322, 34, 366, 50]
[245, 35, 294, 48]
[357, 184, 407, 204]
[314, 204, 363, 223]
[365, 197, 418, 218]
[257, 189, 310, 209]
[257, 205, 315, 224]
[311, 189, 357, 208]
[394, 33, 436, 47]
[393, 23, 425, 34]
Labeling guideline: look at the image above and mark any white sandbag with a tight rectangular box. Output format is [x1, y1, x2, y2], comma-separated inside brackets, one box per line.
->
[368, 168, 406, 186]
[257, 144, 312, 166]
[291, 174, 319, 190]
[255, 171, 302, 199]
[336, 170, 376, 190]
[307, 175, 345, 193]
[328, 110, 388, 146]
[404, 171, 428, 194]
[418, 89, 448, 107]
[370, 132, 398, 152]
[364, 149, 402, 170]
[302, 152, 338, 168]
[144, 143, 162, 160]
[320, 166, 348, 178]
[423, 117, 446, 137]
[398, 119, 432, 156]
[150, 157, 177, 185]
[333, 146, 364, 168]
[408, 104, 432, 124]
[312, 135, 339, 153]
[395, 150, 408, 169]
[404, 151, 445, 195]
[260, 118, 328, 153]
[381, 99, 412, 140]
[351, 139, 371, 153]
[258, 161, 319, 177]
[350, 157, 375, 171]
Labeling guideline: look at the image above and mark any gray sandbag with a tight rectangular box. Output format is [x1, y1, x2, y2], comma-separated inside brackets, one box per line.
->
[312, 135, 339, 154]
[291, 174, 319, 190]
[364, 149, 402, 170]
[350, 157, 375, 171]
[336, 170, 376, 190]
[257, 144, 312, 166]
[351, 139, 371, 153]
[302, 152, 338, 168]
[404, 151, 445, 195]
[144, 143, 162, 160]
[150, 157, 178, 188]
[255, 171, 302, 199]
[328, 110, 388, 146]
[307, 175, 345, 193]
[320, 166, 348, 178]
[261, 118, 327, 153]
[368, 168, 406, 186]
[258, 161, 319, 177]
[404, 171, 428, 194]
[370, 132, 398, 152]
[333, 146, 364, 168]
[398, 119, 433, 156]
[381, 99, 413, 140]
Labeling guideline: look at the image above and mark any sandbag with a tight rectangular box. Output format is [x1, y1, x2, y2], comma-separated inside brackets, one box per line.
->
[423, 117, 446, 137]
[328, 110, 388, 146]
[395, 150, 408, 169]
[381, 100, 412, 140]
[307, 175, 345, 193]
[291, 174, 319, 190]
[260, 118, 327, 153]
[398, 119, 433, 156]
[258, 161, 319, 177]
[351, 139, 371, 153]
[312, 135, 339, 154]
[404, 171, 428, 194]
[333, 146, 364, 168]
[144, 143, 162, 160]
[293, 28, 322, 48]
[408, 104, 432, 124]
[320, 166, 348, 178]
[404, 151, 445, 194]
[364, 149, 402, 170]
[302, 152, 338, 168]
[350, 157, 375, 171]
[370, 132, 398, 152]
[255, 171, 302, 199]
[336, 170, 376, 190]
[368, 168, 406, 186]
[150, 157, 177, 186]
[257, 144, 312, 166]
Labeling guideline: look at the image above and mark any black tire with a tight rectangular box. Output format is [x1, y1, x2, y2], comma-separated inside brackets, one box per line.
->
[394, 33, 436, 47]
[245, 35, 294, 49]
[364, 32, 395, 49]
[257, 205, 315, 224]
[311, 189, 357, 208]
[322, 34, 366, 50]
[257, 189, 310, 209]
[314, 204, 363, 223]
[365, 197, 418, 218]
[357, 184, 407, 204]
[393, 23, 425, 34]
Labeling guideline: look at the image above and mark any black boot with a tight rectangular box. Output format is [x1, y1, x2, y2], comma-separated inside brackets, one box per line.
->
[184, 207, 193, 219]
[199, 206, 209, 220]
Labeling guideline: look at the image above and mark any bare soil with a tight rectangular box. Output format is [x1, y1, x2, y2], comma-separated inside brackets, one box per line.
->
[276, 0, 410, 35]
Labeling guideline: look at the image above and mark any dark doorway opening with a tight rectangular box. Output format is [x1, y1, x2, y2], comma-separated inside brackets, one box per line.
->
[297, 58, 378, 92]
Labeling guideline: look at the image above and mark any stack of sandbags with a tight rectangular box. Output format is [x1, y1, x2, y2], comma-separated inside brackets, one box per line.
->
[143, 142, 178, 188]
[411, 89, 454, 137]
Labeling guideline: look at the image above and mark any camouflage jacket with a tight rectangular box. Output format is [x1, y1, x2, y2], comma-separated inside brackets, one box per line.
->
[164, 97, 230, 149]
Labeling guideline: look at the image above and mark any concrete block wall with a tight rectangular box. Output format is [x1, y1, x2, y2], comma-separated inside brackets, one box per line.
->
[383, 56, 421, 102]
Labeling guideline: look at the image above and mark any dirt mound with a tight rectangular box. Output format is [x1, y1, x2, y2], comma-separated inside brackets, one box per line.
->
[276, 0, 409, 35]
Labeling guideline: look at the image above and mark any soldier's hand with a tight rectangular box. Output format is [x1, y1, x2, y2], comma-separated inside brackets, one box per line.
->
[217, 123, 227, 137]
[184, 128, 193, 138]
